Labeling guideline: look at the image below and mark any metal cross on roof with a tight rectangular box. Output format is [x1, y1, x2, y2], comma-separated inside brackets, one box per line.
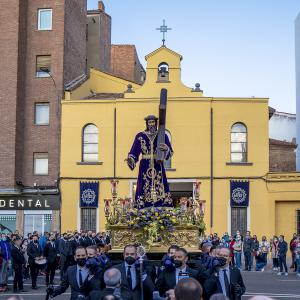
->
[156, 19, 172, 46]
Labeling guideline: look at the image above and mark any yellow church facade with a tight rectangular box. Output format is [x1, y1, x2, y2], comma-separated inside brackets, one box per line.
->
[60, 46, 300, 240]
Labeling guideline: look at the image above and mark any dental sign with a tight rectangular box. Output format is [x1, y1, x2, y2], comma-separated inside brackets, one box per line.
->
[0, 195, 60, 210]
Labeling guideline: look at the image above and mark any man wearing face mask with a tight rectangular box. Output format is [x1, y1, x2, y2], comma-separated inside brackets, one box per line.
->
[156, 248, 209, 297]
[11, 236, 27, 293]
[59, 233, 73, 279]
[48, 246, 101, 300]
[44, 234, 58, 286]
[115, 244, 155, 300]
[83, 231, 96, 247]
[203, 247, 245, 300]
[26, 235, 42, 289]
[70, 232, 81, 255]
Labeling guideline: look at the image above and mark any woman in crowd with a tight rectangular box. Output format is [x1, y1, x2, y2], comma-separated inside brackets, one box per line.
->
[257, 236, 269, 272]
[233, 235, 243, 270]
[271, 236, 279, 271]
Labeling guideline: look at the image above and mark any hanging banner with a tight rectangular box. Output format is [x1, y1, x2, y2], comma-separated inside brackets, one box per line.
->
[80, 182, 99, 208]
[230, 180, 249, 207]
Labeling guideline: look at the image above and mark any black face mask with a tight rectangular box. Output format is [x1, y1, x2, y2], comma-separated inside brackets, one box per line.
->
[174, 260, 183, 268]
[33, 240, 38, 244]
[125, 256, 136, 265]
[77, 258, 87, 267]
[217, 257, 227, 267]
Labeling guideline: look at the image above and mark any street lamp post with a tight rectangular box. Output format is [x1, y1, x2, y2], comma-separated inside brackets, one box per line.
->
[39, 67, 62, 232]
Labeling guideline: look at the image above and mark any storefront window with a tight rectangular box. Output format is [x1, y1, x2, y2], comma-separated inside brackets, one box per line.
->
[0, 214, 16, 232]
[24, 213, 52, 235]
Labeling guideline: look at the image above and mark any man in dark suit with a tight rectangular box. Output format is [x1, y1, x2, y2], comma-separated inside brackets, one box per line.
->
[44, 234, 58, 286]
[11, 237, 27, 293]
[114, 244, 155, 300]
[203, 246, 246, 300]
[156, 247, 209, 297]
[59, 233, 73, 279]
[27, 234, 43, 289]
[84, 231, 96, 247]
[88, 267, 132, 300]
[70, 232, 82, 255]
[49, 246, 101, 300]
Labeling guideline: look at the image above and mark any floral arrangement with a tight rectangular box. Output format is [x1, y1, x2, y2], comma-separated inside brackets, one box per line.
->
[127, 207, 179, 245]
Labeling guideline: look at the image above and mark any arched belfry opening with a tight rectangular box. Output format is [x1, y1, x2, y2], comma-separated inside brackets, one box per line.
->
[157, 62, 169, 82]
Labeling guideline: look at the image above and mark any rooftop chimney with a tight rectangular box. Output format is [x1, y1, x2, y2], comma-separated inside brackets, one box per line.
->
[98, 1, 105, 12]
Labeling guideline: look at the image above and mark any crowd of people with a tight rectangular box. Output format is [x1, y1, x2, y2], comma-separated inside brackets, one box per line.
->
[200, 231, 300, 276]
[0, 229, 298, 300]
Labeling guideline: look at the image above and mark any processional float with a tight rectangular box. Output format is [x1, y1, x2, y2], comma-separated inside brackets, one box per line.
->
[104, 89, 205, 252]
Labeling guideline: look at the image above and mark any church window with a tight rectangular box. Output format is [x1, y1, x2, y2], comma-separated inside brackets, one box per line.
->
[231, 207, 247, 237]
[81, 208, 96, 231]
[82, 124, 99, 162]
[230, 123, 247, 163]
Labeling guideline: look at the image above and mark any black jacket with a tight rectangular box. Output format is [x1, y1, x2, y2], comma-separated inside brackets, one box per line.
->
[243, 238, 254, 253]
[156, 265, 207, 297]
[70, 238, 82, 255]
[11, 245, 25, 268]
[203, 266, 246, 300]
[27, 242, 42, 264]
[115, 262, 155, 300]
[83, 237, 96, 247]
[53, 264, 101, 300]
[59, 239, 73, 258]
[44, 241, 58, 264]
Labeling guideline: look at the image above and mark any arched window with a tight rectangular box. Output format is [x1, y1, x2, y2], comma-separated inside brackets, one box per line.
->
[231, 123, 247, 163]
[82, 124, 99, 162]
[158, 62, 169, 82]
[164, 130, 172, 169]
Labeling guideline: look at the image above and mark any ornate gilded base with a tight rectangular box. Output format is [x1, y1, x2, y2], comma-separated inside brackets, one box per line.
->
[108, 225, 200, 252]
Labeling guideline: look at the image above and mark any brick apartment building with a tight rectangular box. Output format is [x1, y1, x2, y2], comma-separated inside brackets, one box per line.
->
[0, 0, 145, 234]
[0, 0, 87, 234]
[86, 2, 145, 84]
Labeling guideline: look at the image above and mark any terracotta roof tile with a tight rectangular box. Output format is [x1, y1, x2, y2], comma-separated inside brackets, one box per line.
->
[84, 93, 124, 100]
[269, 138, 297, 148]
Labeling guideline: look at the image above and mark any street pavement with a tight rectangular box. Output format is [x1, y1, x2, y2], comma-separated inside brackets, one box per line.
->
[0, 268, 299, 299]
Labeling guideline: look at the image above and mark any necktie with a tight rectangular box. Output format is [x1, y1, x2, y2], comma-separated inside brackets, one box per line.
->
[127, 266, 132, 290]
[79, 269, 83, 287]
[223, 269, 230, 297]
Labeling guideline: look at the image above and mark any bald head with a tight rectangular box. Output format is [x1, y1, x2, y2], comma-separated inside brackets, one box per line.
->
[104, 268, 121, 287]
[175, 278, 203, 300]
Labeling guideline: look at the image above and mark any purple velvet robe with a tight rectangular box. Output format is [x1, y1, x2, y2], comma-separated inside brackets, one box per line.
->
[128, 131, 174, 208]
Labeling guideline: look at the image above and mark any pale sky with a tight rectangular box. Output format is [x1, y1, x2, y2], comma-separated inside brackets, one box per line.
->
[88, 0, 300, 113]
